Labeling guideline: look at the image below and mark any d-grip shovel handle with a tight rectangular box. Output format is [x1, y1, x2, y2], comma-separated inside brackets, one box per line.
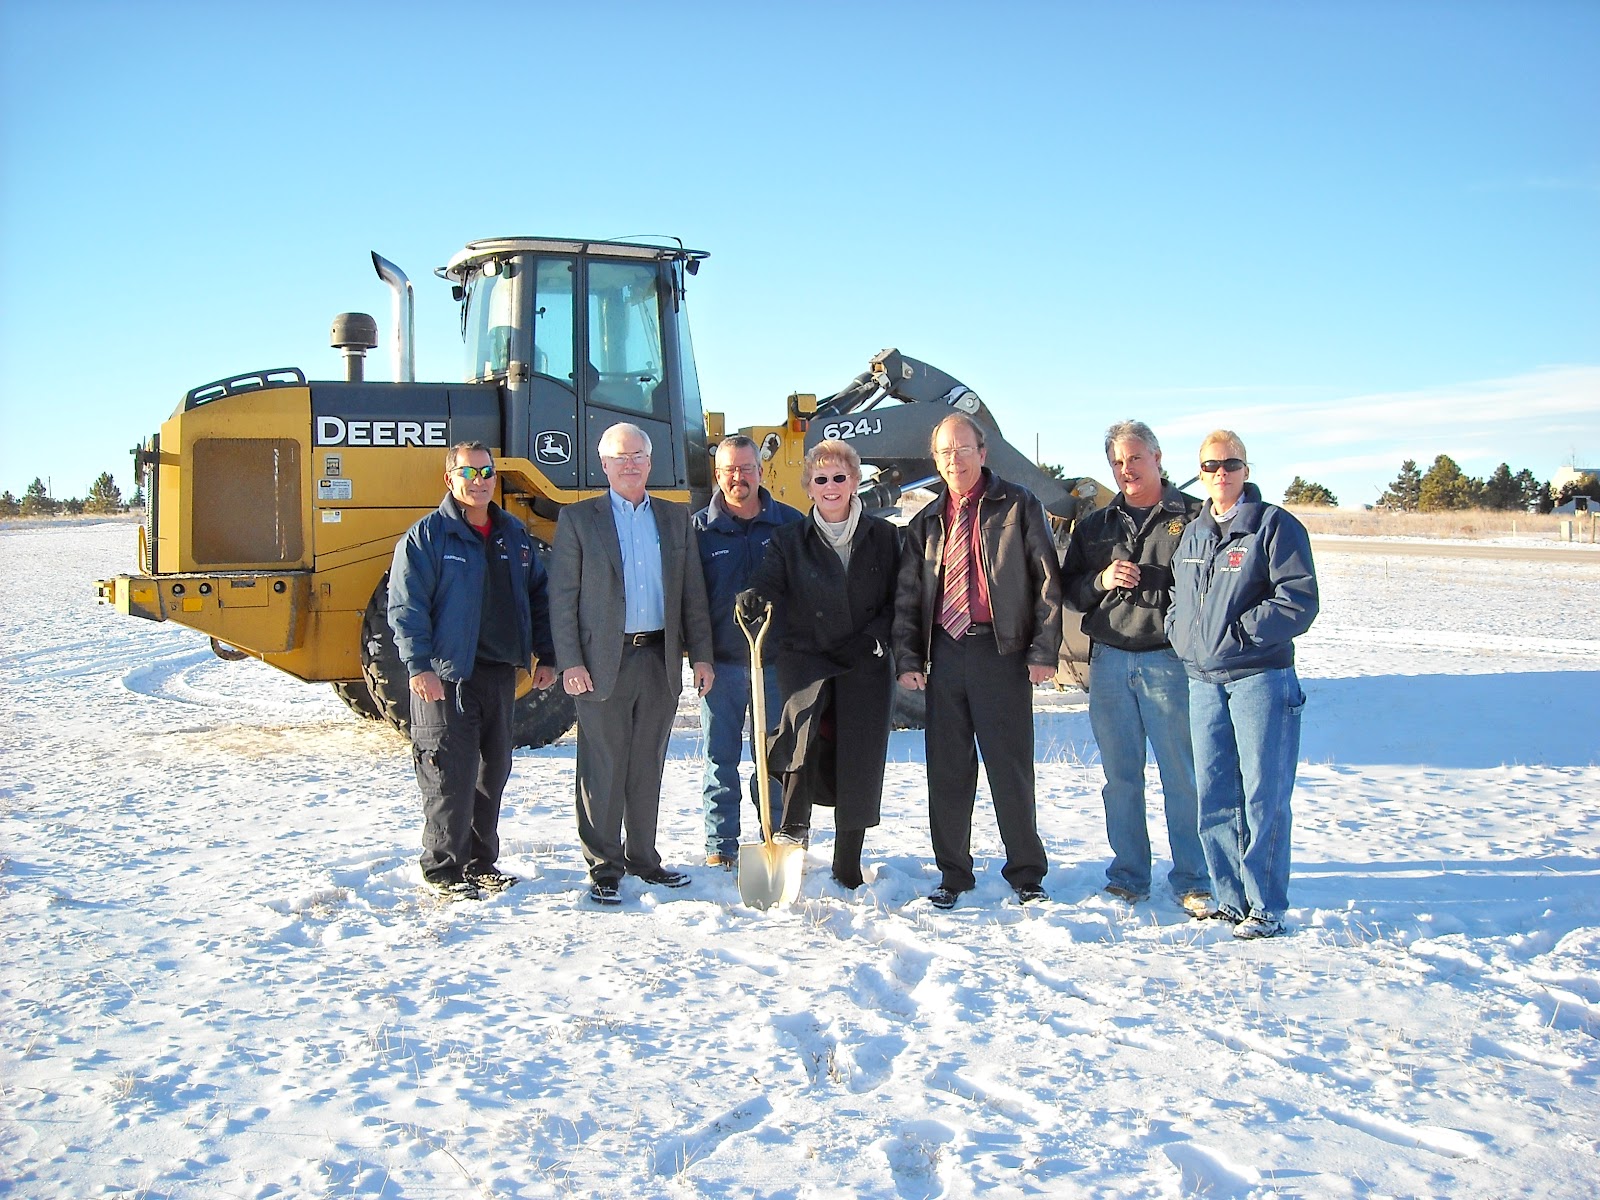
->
[735, 600, 776, 846]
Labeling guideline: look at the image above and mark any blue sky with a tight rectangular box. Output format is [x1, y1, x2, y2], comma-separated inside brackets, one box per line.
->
[3, 0, 1595, 507]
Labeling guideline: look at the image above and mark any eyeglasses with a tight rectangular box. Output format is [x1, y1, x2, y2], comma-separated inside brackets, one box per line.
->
[1200, 458, 1246, 474]
[933, 445, 981, 462]
[451, 464, 496, 480]
[811, 473, 851, 486]
[604, 451, 650, 465]
[717, 464, 759, 477]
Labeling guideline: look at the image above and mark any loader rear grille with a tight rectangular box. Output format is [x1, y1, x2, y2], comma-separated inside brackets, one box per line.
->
[191, 438, 304, 565]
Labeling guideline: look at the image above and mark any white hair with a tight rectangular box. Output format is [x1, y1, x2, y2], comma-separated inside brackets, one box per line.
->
[598, 422, 652, 457]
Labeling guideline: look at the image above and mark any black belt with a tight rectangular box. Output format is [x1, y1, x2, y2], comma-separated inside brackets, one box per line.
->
[624, 629, 665, 647]
[963, 623, 993, 638]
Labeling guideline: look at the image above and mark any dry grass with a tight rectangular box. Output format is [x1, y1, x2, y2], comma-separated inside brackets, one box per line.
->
[1287, 506, 1596, 540]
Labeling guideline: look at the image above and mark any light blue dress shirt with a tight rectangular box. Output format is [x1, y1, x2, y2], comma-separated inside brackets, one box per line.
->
[608, 489, 665, 633]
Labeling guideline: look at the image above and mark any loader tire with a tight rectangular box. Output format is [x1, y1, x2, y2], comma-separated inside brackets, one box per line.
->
[508, 677, 577, 750]
[359, 572, 577, 749]
[331, 679, 385, 721]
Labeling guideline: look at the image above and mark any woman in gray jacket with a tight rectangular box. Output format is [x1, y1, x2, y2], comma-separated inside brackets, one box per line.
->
[1167, 430, 1318, 939]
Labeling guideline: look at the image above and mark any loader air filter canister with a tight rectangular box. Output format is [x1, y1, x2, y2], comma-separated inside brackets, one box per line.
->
[330, 313, 379, 382]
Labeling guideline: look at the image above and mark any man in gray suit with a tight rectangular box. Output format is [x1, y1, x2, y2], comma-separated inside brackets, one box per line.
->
[550, 422, 716, 905]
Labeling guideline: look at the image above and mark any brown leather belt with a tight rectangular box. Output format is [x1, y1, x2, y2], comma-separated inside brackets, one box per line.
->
[625, 630, 665, 647]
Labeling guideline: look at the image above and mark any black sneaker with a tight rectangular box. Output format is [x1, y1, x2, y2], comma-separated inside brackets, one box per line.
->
[466, 867, 518, 894]
[637, 868, 691, 889]
[588, 881, 622, 906]
[773, 826, 810, 848]
[1014, 884, 1048, 904]
[929, 885, 963, 910]
[424, 877, 481, 902]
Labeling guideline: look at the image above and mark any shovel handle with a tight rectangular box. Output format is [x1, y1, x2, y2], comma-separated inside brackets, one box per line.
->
[736, 600, 777, 845]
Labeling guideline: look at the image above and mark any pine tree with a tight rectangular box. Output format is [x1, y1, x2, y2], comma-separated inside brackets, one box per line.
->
[1378, 459, 1423, 512]
[1283, 476, 1338, 507]
[1512, 468, 1542, 513]
[20, 478, 57, 517]
[86, 472, 123, 513]
[130, 482, 146, 509]
[0, 491, 18, 517]
[1481, 463, 1521, 511]
[1419, 455, 1478, 512]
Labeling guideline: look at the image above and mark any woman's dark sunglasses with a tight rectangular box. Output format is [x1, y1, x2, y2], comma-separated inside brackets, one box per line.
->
[811, 473, 851, 486]
[1199, 458, 1246, 474]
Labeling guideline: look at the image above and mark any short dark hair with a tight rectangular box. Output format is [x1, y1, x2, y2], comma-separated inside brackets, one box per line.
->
[445, 440, 491, 472]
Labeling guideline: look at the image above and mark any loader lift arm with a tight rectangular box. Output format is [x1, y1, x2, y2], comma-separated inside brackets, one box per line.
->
[803, 348, 1098, 521]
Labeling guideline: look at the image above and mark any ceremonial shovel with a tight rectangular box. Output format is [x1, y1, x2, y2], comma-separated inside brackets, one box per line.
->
[736, 600, 804, 910]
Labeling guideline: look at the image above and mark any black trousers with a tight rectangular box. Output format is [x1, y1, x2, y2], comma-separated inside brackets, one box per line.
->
[410, 662, 516, 883]
[925, 628, 1048, 891]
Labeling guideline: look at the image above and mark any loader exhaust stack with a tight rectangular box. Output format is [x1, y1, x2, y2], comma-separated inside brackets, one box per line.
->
[371, 252, 415, 382]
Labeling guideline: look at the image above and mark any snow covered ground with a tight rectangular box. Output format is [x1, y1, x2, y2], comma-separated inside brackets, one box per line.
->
[3, 521, 1598, 1199]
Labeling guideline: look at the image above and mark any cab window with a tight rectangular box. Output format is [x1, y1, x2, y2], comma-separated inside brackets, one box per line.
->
[586, 261, 665, 418]
[532, 258, 576, 390]
[463, 264, 516, 382]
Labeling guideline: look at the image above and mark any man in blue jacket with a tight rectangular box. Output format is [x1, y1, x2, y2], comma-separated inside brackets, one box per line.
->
[692, 435, 803, 866]
[388, 441, 558, 901]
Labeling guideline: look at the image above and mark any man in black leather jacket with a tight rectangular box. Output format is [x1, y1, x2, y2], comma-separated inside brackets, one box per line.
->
[892, 413, 1062, 909]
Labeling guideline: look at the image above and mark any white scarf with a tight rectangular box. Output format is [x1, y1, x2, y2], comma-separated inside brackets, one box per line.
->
[813, 496, 862, 570]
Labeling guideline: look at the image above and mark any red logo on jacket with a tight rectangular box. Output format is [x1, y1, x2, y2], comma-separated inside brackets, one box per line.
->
[1226, 549, 1246, 569]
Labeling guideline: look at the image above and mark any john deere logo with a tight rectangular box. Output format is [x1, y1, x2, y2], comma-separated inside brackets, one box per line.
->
[536, 431, 572, 464]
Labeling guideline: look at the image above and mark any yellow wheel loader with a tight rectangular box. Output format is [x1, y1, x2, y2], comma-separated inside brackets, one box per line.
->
[96, 236, 1105, 747]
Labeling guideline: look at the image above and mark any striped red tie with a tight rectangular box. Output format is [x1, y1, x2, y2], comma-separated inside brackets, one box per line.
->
[939, 497, 974, 639]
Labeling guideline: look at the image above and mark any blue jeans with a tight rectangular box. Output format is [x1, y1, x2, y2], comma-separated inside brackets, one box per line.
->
[1088, 644, 1209, 897]
[1187, 666, 1305, 921]
[700, 661, 782, 858]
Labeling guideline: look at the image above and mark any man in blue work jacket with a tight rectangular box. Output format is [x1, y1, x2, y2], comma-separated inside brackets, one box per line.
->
[692, 435, 803, 866]
[388, 441, 558, 901]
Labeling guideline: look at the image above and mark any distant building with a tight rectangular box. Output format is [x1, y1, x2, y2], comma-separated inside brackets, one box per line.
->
[1551, 465, 1599, 494]
[1553, 495, 1597, 516]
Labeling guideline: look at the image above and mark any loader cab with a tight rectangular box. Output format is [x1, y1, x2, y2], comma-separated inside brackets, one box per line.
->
[442, 237, 710, 497]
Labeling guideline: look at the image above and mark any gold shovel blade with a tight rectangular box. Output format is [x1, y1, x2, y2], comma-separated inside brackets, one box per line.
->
[737, 841, 805, 910]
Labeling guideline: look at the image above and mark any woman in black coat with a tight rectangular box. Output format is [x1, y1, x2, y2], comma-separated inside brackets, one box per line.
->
[739, 438, 899, 889]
